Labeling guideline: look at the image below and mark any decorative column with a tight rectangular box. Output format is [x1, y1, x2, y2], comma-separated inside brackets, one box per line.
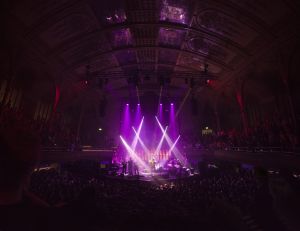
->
[0, 49, 19, 112]
[213, 93, 221, 132]
[279, 50, 297, 129]
[235, 78, 248, 135]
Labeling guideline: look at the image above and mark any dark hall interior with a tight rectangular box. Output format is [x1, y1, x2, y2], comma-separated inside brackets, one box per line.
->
[1, 0, 300, 230]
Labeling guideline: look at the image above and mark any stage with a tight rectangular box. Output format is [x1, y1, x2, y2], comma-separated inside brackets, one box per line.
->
[109, 160, 195, 182]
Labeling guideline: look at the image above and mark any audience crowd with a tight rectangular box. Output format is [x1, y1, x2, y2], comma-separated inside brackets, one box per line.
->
[184, 119, 299, 151]
[27, 159, 300, 230]
[214, 119, 297, 149]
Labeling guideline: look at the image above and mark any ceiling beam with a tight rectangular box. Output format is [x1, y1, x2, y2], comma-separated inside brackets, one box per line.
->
[47, 21, 250, 58]
[63, 45, 232, 73]
[91, 62, 202, 73]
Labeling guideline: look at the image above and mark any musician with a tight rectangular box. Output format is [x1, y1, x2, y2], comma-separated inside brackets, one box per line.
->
[149, 158, 156, 172]
[133, 162, 139, 176]
[121, 160, 127, 174]
[128, 158, 133, 176]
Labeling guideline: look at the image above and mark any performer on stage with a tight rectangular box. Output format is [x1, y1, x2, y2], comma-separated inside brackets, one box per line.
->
[122, 159, 127, 175]
[149, 157, 156, 172]
[128, 158, 133, 176]
[133, 162, 139, 176]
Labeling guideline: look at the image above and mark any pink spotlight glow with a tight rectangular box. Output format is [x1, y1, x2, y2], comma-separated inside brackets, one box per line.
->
[126, 103, 129, 106]
[154, 126, 168, 157]
[168, 135, 180, 155]
[160, 135, 181, 167]
[170, 103, 174, 106]
[131, 117, 144, 152]
[132, 127, 150, 155]
[155, 116, 189, 167]
[120, 135, 150, 170]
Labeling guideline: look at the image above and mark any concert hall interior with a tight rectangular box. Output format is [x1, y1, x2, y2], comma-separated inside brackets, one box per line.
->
[1, 0, 300, 230]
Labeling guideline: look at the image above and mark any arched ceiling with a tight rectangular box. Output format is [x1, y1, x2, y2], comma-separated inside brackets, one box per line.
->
[3, 0, 300, 97]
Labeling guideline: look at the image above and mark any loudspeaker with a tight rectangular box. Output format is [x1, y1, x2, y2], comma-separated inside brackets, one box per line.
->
[99, 98, 107, 117]
[191, 98, 198, 116]
[97, 79, 103, 89]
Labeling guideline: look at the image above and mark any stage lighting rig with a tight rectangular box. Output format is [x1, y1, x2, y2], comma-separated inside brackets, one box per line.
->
[83, 65, 92, 85]
[158, 75, 165, 87]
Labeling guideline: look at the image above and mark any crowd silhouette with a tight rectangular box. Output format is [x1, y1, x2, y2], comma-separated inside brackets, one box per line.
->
[25, 159, 300, 231]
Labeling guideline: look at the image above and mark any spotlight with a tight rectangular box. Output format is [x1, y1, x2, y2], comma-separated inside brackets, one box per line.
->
[126, 103, 129, 106]
[85, 65, 90, 85]
[170, 103, 174, 106]
[160, 103, 162, 106]
[99, 97, 107, 117]
[137, 103, 140, 106]
[204, 63, 209, 73]
[191, 97, 198, 115]
[190, 78, 195, 88]
[206, 79, 210, 84]
[97, 79, 103, 89]
[98, 128, 102, 131]
[133, 73, 139, 87]
[158, 76, 165, 86]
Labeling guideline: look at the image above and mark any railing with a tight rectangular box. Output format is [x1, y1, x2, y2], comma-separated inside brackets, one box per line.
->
[185, 145, 300, 154]
[41, 145, 116, 152]
[42, 146, 69, 152]
[42, 145, 300, 155]
[225, 146, 300, 154]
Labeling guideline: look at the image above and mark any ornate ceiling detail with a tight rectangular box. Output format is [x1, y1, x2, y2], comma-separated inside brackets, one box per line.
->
[6, 0, 297, 95]
[194, 9, 258, 47]
[40, 13, 95, 48]
[186, 36, 235, 64]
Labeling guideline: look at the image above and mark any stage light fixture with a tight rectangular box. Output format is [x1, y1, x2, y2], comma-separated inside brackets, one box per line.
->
[97, 78, 103, 89]
[158, 76, 165, 86]
[190, 78, 195, 88]
[204, 63, 208, 73]
[99, 97, 107, 117]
